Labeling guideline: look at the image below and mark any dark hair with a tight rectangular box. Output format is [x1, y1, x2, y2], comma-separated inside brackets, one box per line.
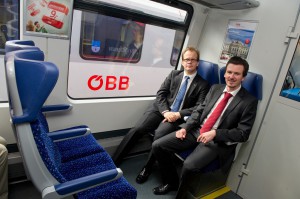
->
[34, 21, 39, 26]
[181, 47, 200, 61]
[226, 56, 249, 77]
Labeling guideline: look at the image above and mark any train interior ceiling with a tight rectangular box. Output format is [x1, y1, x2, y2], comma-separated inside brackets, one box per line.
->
[1, 0, 300, 198]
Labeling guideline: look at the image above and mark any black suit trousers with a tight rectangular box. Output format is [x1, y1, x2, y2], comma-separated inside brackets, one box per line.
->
[152, 128, 220, 185]
[112, 107, 183, 166]
[144, 120, 183, 169]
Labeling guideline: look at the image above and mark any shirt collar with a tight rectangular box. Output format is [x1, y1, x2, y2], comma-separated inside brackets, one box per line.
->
[223, 85, 241, 97]
[184, 71, 197, 80]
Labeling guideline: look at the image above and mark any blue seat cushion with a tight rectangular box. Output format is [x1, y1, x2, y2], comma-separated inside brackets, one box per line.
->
[60, 152, 115, 178]
[55, 133, 101, 151]
[31, 120, 66, 183]
[55, 134, 105, 163]
[77, 177, 137, 199]
[281, 88, 300, 101]
[59, 144, 105, 163]
[60, 152, 137, 199]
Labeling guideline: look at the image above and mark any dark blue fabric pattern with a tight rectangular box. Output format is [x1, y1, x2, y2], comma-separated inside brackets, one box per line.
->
[32, 115, 137, 198]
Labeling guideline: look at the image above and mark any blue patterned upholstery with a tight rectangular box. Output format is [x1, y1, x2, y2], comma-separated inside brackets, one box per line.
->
[31, 118, 66, 183]
[5, 44, 137, 198]
[77, 177, 137, 199]
[34, 113, 137, 198]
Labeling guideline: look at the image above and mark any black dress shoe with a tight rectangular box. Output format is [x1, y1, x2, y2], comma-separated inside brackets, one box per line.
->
[153, 184, 178, 195]
[136, 167, 152, 184]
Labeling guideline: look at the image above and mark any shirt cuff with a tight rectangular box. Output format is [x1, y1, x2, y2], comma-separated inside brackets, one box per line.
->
[162, 110, 169, 114]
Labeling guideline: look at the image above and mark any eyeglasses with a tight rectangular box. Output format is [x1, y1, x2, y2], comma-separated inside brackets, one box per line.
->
[183, 58, 198, 62]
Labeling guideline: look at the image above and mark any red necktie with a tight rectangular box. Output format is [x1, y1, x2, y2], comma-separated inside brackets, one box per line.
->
[200, 92, 233, 134]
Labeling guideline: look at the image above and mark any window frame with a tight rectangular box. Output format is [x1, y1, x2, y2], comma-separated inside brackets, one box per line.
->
[74, 0, 193, 65]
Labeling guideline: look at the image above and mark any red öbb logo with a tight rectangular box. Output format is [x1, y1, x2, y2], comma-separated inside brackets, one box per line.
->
[88, 75, 129, 91]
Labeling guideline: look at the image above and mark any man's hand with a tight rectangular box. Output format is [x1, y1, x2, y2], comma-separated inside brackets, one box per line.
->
[163, 112, 181, 122]
[197, 130, 216, 143]
[176, 128, 187, 140]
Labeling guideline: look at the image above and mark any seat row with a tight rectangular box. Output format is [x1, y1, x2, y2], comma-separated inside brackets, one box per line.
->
[4, 40, 137, 199]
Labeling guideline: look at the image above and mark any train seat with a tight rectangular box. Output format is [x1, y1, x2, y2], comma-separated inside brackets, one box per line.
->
[4, 40, 106, 161]
[175, 66, 263, 198]
[281, 88, 300, 101]
[5, 49, 137, 199]
[197, 60, 219, 85]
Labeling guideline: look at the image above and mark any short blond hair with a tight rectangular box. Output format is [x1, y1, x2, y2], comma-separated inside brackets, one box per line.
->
[181, 47, 200, 61]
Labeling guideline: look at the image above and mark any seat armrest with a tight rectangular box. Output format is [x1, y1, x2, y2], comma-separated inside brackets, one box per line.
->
[42, 168, 123, 199]
[41, 104, 72, 113]
[49, 128, 91, 141]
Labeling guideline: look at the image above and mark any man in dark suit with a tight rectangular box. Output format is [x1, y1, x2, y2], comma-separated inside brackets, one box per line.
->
[152, 56, 258, 197]
[112, 47, 210, 171]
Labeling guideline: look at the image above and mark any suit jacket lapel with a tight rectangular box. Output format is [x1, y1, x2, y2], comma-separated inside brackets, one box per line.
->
[185, 75, 199, 97]
[174, 72, 184, 95]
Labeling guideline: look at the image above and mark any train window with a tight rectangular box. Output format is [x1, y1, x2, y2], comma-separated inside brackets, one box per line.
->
[280, 38, 300, 102]
[0, 0, 19, 55]
[80, 13, 146, 63]
[69, 0, 193, 99]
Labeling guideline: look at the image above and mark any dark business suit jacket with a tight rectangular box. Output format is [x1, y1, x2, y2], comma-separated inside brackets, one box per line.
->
[182, 84, 258, 163]
[153, 70, 210, 118]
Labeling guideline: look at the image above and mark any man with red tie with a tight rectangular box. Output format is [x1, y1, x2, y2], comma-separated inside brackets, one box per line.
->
[152, 56, 258, 197]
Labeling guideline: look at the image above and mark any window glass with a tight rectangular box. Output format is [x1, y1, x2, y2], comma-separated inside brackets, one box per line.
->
[280, 38, 300, 102]
[0, 0, 19, 54]
[80, 13, 145, 63]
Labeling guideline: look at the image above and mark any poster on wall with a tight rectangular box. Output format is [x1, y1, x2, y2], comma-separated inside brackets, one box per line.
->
[24, 0, 73, 39]
[219, 20, 258, 64]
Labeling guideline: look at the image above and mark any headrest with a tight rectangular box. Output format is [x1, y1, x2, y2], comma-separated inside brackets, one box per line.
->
[11, 50, 59, 124]
[220, 67, 263, 100]
[5, 50, 44, 63]
[4, 40, 41, 63]
[197, 60, 219, 85]
[5, 40, 38, 53]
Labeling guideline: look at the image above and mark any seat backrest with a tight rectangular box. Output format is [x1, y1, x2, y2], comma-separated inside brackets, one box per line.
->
[219, 66, 263, 100]
[197, 60, 219, 85]
[5, 49, 62, 192]
[5, 49, 44, 128]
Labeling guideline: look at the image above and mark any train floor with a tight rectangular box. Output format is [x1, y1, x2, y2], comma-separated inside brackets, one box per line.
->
[8, 153, 242, 199]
